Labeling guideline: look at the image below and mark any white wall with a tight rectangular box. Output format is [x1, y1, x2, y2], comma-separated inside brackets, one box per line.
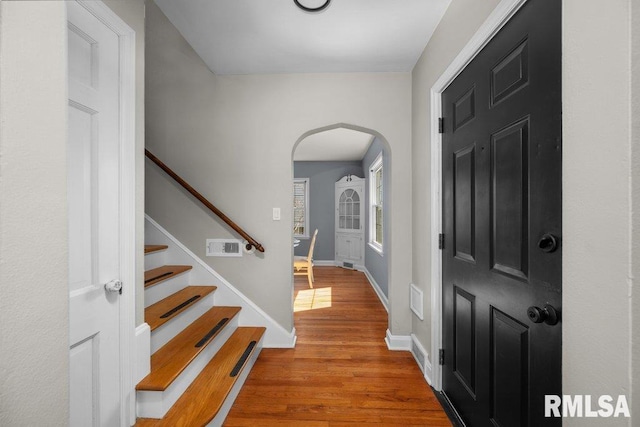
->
[0, 2, 69, 424]
[632, 0, 640, 421]
[411, 0, 501, 370]
[563, 1, 635, 425]
[412, 0, 638, 424]
[145, 1, 412, 334]
[0, 1, 145, 424]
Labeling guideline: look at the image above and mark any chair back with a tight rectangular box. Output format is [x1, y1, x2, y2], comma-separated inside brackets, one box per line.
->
[307, 229, 319, 262]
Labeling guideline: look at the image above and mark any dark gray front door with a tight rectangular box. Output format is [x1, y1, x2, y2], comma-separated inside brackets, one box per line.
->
[441, 1, 562, 425]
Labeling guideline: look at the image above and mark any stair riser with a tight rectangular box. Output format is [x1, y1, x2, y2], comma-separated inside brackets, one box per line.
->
[136, 317, 239, 419]
[151, 292, 216, 354]
[144, 274, 191, 308]
[144, 250, 167, 271]
[206, 335, 264, 427]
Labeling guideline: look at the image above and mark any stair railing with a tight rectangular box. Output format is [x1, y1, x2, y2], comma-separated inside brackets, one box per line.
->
[145, 149, 265, 253]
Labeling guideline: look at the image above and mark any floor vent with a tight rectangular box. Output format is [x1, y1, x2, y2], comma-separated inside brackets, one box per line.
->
[341, 262, 355, 270]
[412, 339, 426, 370]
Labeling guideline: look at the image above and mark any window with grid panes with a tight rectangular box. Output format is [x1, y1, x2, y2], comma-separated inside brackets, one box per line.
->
[369, 154, 383, 252]
[293, 178, 309, 237]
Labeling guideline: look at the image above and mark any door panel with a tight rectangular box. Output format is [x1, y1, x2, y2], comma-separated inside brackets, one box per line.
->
[490, 118, 529, 280]
[441, 1, 561, 426]
[68, 2, 122, 425]
[490, 308, 529, 427]
[453, 144, 476, 263]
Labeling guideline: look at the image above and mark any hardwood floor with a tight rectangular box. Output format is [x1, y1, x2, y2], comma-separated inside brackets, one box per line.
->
[224, 266, 452, 426]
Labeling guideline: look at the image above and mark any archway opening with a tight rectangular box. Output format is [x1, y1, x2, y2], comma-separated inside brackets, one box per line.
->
[290, 124, 392, 321]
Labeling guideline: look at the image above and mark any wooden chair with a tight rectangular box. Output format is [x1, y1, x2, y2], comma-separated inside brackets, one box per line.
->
[294, 229, 318, 288]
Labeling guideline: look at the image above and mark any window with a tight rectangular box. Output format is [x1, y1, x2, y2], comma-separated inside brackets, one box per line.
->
[369, 153, 383, 252]
[293, 178, 309, 238]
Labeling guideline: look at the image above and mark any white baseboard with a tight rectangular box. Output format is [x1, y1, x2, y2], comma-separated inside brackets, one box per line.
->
[313, 260, 336, 267]
[385, 329, 412, 351]
[410, 334, 433, 385]
[134, 323, 151, 384]
[361, 267, 389, 312]
[145, 215, 297, 348]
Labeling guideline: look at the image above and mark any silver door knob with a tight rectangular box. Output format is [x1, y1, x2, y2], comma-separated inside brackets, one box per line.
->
[104, 279, 122, 294]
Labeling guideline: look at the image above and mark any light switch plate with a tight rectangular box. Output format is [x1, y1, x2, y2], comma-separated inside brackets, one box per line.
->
[273, 207, 281, 220]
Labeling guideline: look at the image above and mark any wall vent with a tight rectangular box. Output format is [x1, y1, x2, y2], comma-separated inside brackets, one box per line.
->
[410, 283, 424, 320]
[342, 262, 355, 270]
[206, 239, 242, 257]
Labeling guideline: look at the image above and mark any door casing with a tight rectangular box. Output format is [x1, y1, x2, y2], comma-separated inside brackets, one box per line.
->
[428, 0, 530, 391]
[66, 1, 137, 424]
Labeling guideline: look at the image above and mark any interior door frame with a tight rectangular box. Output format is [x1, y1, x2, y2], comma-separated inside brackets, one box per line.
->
[67, 1, 137, 425]
[429, 0, 528, 392]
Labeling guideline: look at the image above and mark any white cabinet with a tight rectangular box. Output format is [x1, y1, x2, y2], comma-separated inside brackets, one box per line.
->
[335, 176, 365, 268]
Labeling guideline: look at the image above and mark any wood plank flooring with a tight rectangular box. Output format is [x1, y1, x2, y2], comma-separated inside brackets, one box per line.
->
[224, 266, 451, 426]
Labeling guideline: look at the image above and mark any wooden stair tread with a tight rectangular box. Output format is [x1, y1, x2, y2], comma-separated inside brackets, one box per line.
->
[138, 327, 266, 427]
[137, 306, 242, 391]
[144, 265, 192, 288]
[145, 244, 168, 254]
[145, 286, 217, 331]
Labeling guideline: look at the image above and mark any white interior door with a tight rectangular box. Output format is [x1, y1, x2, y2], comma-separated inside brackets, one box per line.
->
[335, 176, 365, 268]
[68, 2, 123, 425]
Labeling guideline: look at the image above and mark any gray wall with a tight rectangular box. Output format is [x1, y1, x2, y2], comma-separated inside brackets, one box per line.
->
[363, 138, 389, 296]
[293, 161, 364, 261]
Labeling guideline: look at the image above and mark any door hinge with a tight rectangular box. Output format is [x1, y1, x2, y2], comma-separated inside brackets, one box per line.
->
[439, 349, 445, 365]
[438, 233, 445, 250]
[438, 117, 444, 134]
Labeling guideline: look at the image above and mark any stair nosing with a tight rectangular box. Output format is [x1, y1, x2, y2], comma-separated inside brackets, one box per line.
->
[145, 286, 217, 332]
[144, 265, 192, 289]
[136, 306, 242, 392]
[144, 244, 169, 255]
[144, 327, 266, 426]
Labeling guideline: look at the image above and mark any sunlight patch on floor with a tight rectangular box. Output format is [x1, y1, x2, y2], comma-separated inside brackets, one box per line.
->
[294, 287, 332, 312]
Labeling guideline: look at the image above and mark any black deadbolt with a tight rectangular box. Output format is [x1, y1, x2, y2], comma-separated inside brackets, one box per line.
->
[538, 233, 559, 253]
[527, 304, 559, 325]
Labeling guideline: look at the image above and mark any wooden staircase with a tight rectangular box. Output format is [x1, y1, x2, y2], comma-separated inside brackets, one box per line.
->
[137, 244, 265, 426]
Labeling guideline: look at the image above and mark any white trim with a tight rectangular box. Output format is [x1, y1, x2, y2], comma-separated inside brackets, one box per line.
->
[368, 152, 384, 253]
[429, 0, 528, 392]
[72, 1, 138, 424]
[146, 215, 297, 348]
[384, 329, 412, 351]
[134, 323, 151, 384]
[313, 260, 337, 267]
[362, 267, 389, 312]
[410, 283, 424, 320]
[410, 334, 432, 385]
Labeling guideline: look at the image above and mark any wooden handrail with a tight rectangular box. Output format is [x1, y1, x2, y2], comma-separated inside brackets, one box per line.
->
[145, 149, 265, 253]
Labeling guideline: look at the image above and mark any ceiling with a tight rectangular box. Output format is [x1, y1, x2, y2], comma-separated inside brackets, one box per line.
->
[154, 0, 452, 75]
[294, 128, 375, 161]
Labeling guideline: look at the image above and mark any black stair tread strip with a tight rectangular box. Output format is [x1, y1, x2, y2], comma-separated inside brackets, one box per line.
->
[195, 318, 230, 348]
[144, 271, 173, 284]
[229, 340, 257, 377]
[159, 295, 201, 319]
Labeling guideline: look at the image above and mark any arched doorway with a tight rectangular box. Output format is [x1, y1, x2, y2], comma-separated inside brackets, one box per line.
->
[291, 123, 392, 317]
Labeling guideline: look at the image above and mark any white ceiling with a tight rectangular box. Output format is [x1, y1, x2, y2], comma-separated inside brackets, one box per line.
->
[294, 128, 375, 161]
[154, 0, 452, 75]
